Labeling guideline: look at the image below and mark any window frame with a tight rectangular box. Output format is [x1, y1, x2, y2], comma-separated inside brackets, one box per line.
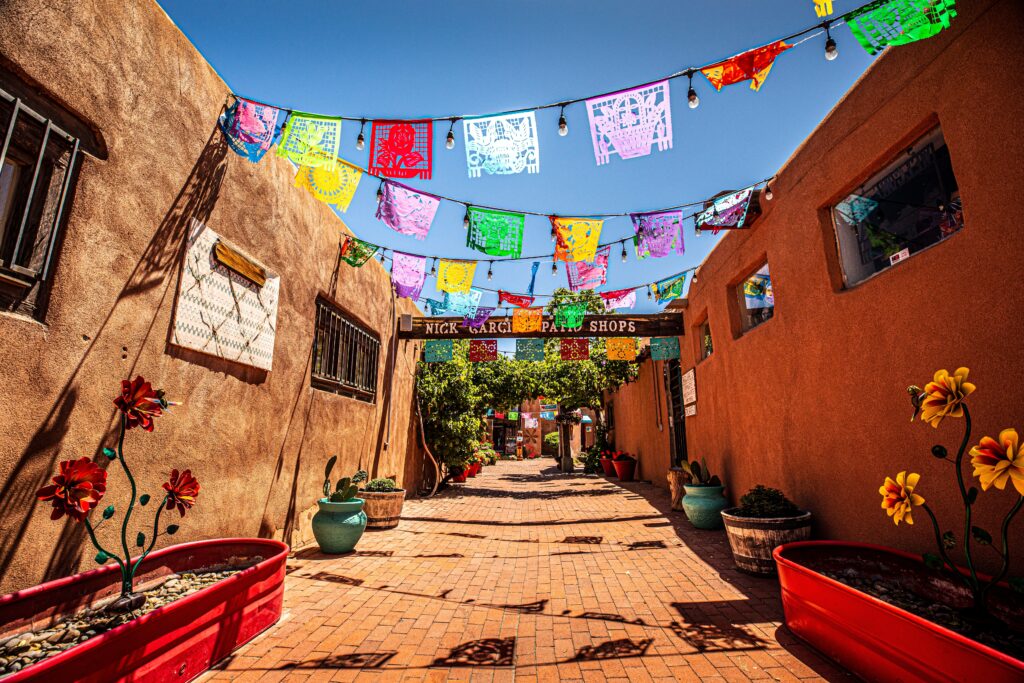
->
[311, 296, 381, 403]
[733, 262, 775, 335]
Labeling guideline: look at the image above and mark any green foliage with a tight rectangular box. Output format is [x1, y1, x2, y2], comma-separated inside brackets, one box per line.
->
[323, 455, 338, 498]
[682, 457, 722, 486]
[166, 524, 179, 535]
[353, 470, 368, 484]
[737, 485, 800, 518]
[329, 476, 360, 502]
[138, 494, 150, 506]
[582, 446, 601, 474]
[136, 532, 145, 547]
[417, 341, 486, 468]
[542, 431, 559, 455]
[102, 505, 116, 519]
[365, 477, 400, 493]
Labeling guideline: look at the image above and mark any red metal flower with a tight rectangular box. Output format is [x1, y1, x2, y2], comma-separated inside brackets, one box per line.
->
[163, 469, 200, 517]
[36, 458, 107, 522]
[113, 376, 163, 431]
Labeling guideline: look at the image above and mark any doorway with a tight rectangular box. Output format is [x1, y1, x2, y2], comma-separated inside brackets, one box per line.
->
[664, 359, 688, 466]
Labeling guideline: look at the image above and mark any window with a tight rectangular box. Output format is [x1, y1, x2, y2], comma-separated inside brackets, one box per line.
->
[832, 127, 962, 286]
[0, 86, 82, 319]
[698, 319, 713, 360]
[736, 263, 774, 332]
[311, 297, 380, 402]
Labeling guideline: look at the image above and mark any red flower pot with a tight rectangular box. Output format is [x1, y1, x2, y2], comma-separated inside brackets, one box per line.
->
[452, 469, 468, 483]
[599, 457, 616, 476]
[612, 459, 636, 481]
[0, 538, 287, 683]
[774, 541, 1024, 683]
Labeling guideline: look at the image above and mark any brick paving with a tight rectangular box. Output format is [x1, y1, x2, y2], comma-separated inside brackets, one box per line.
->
[202, 459, 852, 682]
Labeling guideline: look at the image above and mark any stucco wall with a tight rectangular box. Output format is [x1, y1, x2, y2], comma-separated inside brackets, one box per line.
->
[0, 0, 426, 592]
[605, 356, 673, 485]
[632, 0, 1023, 571]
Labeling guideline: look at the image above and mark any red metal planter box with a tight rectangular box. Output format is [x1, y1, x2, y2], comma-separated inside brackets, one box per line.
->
[0, 538, 288, 683]
[774, 541, 1024, 683]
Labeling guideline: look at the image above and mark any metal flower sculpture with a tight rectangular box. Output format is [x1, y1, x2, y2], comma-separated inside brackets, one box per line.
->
[881, 367, 1023, 621]
[35, 376, 198, 612]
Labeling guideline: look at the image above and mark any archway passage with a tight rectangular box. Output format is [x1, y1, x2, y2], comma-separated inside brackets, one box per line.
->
[215, 459, 846, 680]
[398, 312, 684, 339]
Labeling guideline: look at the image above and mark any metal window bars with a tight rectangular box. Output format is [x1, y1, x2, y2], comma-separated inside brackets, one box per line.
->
[0, 85, 80, 282]
[312, 298, 381, 402]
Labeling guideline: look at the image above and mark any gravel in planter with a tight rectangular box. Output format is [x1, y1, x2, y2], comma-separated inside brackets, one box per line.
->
[822, 567, 1024, 662]
[0, 563, 258, 677]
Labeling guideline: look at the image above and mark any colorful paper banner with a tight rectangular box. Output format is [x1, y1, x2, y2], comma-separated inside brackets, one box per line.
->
[424, 298, 447, 315]
[499, 291, 535, 308]
[652, 273, 687, 303]
[463, 111, 540, 178]
[424, 339, 453, 362]
[600, 288, 637, 311]
[606, 337, 637, 361]
[560, 338, 590, 361]
[700, 40, 792, 92]
[512, 307, 543, 333]
[515, 338, 545, 361]
[566, 245, 610, 292]
[586, 80, 672, 166]
[376, 181, 440, 240]
[220, 98, 280, 163]
[847, 0, 957, 56]
[295, 160, 362, 212]
[527, 261, 540, 295]
[437, 259, 477, 294]
[469, 339, 498, 362]
[369, 120, 432, 179]
[540, 411, 555, 420]
[552, 217, 603, 262]
[339, 236, 378, 267]
[462, 306, 495, 329]
[631, 210, 685, 258]
[650, 336, 680, 361]
[695, 188, 754, 232]
[391, 252, 427, 299]
[443, 289, 483, 317]
[276, 113, 343, 170]
[466, 207, 525, 259]
[554, 302, 587, 330]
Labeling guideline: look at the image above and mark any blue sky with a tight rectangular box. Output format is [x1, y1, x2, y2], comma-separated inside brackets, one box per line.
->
[160, 0, 874, 331]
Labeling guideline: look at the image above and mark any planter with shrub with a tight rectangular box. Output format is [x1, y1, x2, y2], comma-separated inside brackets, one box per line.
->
[542, 431, 559, 456]
[612, 452, 637, 482]
[311, 458, 367, 554]
[582, 446, 601, 474]
[599, 450, 617, 476]
[361, 478, 406, 530]
[721, 485, 811, 574]
[680, 458, 727, 529]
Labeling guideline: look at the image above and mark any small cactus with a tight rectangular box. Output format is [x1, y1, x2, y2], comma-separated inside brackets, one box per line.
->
[329, 477, 359, 502]
[322, 457, 363, 502]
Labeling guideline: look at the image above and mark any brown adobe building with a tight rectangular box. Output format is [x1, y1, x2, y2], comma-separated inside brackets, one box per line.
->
[606, 0, 1024, 572]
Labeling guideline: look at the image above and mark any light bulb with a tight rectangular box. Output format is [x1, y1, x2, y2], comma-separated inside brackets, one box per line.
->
[487, 263, 493, 280]
[825, 37, 838, 61]
[446, 130, 455, 149]
[695, 227, 702, 236]
[688, 87, 700, 109]
[376, 186, 384, 202]
[558, 115, 568, 137]
[356, 132, 365, 151]
[551, 263, 558, 276]
[647, 288, 653, 300]
[463, 209, 471, 229]
[429, 260, 436, 276]
[620, 245, 627, 263]
[765, 184, 774, 201]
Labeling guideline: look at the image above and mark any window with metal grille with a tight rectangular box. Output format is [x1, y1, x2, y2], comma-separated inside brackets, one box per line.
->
[0, 85, 82, 320]
[311, 297, 381, 402]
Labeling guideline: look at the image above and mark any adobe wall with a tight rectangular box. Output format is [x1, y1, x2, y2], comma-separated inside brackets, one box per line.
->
[674, 0, 1023, 570]
[605, 357, 673, 486]
[0, 0, 426, 592]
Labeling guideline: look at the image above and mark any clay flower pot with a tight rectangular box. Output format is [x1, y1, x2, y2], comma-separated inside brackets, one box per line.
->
[361, 489, 406, 530]
[612, 458, 636, 482]
[681, 485, 728, 529]
[311, 498, 366, 554]
[721, 508, 812, 575]
[775, 541, 1024, 683]
[599, 457, 616, 477]
[452, 468, 468, 483]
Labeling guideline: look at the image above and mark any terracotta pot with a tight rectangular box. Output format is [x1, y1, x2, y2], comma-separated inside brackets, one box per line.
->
[612, 458, 636, 481]
[774, 541, 1024, 683]
[0, 538, 287, 683]
[362, 489, 406, 530]
[599, 457, 616, 476]
[451, 469, 468, 483]
[720, 508, 812, 575]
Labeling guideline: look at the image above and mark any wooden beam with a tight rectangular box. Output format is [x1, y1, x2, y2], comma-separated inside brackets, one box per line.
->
[398, 313, 684, 340]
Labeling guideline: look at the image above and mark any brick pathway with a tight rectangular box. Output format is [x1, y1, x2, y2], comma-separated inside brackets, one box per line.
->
[203, 459, 852, 682]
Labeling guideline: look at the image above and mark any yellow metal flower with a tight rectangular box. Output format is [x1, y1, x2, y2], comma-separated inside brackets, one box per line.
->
[919, 367, 975, 428]
[879, 471, 925, 525]
[970, 429, 1024, 496]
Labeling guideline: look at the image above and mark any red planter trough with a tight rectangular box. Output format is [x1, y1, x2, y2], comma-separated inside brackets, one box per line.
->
[774, 541, 1024, 683]
[452, 469, 468, 483]
[0, 538, 288, 683]
[599, 458, 616, 477]
[612, 459, 636, 482]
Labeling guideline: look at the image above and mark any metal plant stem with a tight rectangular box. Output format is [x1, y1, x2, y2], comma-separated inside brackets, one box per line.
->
[115, 415, 141, 597]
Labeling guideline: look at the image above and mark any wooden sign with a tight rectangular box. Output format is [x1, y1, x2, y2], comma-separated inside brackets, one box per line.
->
[398, 313, 683, 340]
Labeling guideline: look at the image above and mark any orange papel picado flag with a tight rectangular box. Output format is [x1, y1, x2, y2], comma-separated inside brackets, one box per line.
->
[606, 337, 637, 361]
[700, 40, 792, 92]
[512, 307, 543, 333]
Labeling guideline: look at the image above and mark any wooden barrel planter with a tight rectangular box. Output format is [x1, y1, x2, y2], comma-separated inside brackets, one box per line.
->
[361, 490, 406, 530]
[721, 508, 812, 575]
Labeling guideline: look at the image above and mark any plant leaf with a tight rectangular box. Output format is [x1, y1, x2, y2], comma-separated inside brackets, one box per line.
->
[922, 553, 944, 570]
[970, 526, 992, 545]
[139, 494, 150, 506]
[966, 487, 978, 505]
[102, 505, 116, 520]
[102, 447, 116, 460]
[324, 455, 337, 479]
[942, 531, 955, 549]
[136, 532, 145, 547]
[95, 551, 109, 564]
[166, 524, 179, 535]
[931, 445, 948, 458]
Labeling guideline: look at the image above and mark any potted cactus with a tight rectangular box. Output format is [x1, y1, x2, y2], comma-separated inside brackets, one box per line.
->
[680, 458, 728, 529]
[721, 485, 812, 574]
[361, 477, 406, 530]
[310, 456, 367, 554]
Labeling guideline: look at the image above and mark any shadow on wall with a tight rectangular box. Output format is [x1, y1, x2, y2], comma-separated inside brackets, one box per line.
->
[0, 125, 227, 587]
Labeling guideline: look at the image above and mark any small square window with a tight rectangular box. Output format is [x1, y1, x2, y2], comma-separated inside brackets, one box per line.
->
[832, 127, 962, 286]
[736, 263, 774, 333]
[312, 297, 380, 402]
[698, 319, 713, 360]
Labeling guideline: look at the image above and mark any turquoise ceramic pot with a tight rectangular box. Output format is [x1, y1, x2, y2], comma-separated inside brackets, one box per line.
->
[682, 485, 728, 529]
[311, 498, 366, 554]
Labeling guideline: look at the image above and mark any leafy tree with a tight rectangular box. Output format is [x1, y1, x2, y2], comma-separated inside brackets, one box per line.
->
[416, 341, 483, 469]
[470, 355, 543, 412]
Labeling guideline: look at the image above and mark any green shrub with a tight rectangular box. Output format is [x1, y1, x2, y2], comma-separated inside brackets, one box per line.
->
[582, 446, 601, 474]
[542, 431, 559, 455]
[737, 485, 799, 518]
[365, 477, 400, 493]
